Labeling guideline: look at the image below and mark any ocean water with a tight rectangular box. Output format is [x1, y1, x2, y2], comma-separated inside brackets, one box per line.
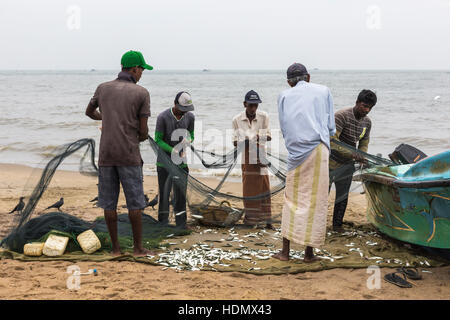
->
[0, 70, 449, 176]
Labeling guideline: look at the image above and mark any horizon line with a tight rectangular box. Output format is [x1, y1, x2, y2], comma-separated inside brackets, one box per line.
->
[1, 68, 450, 72]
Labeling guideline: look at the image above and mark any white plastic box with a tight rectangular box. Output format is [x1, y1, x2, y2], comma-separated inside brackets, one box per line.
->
[43, 234, 69, 256]
[77, 229, 101, 254]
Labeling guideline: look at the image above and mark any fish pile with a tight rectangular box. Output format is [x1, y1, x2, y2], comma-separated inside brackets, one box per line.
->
[145, 226, 432, 272]
[343, 241, 431, 266]
[147, 241, 348, 271]
[149, 243, 242, 271]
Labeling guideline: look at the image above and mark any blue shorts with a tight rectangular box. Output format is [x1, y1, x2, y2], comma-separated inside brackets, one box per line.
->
[98, 166, 146, 211]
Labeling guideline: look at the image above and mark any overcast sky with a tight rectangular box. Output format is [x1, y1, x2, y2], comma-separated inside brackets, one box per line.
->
[1, 0, 450, 70]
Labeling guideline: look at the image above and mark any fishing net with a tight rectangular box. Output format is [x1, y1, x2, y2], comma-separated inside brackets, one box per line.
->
[1, 136, 393, 253]
[3, 212, 190, 253]
[0, 138, 188, 253]
[150, 138, 288, 228]
[147, 136, 393, 227]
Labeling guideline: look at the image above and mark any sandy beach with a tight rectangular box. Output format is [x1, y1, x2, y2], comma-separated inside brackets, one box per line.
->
[0, 163, 449, 300]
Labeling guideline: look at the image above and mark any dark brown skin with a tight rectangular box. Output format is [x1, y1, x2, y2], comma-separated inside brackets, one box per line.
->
[272, 238, 319, 262]
[129, 66, 144, 83]
[85, 105, 102, 121]
[171, 104, 187, 120]
[353, 101, 373, 120]
[104, 209, 155, 256]
[274, 73, 318, 262]
[86, 66, 152, 256]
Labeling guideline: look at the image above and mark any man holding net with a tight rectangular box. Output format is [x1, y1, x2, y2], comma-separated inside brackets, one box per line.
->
[274, 63, 336, 262]
[85, 50, 153, 256]
[329, 90, 377, 232]
[155, 92, 195, 229]
[232, 90, 273, 229]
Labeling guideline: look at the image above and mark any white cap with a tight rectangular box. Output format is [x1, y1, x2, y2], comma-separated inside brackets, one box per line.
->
[175, 92, 194, 112]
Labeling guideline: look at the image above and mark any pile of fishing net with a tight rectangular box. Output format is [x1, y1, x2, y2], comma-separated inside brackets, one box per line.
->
[3, 212, 190, 254]
[0, 136, 392, 255]
[0, 138, 189, 254]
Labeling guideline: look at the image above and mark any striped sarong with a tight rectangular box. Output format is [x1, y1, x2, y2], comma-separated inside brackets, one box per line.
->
[281, 143, 330, 248]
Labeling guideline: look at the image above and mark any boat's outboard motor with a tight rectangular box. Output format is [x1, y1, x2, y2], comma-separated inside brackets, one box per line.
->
[389, 144, 428, 165]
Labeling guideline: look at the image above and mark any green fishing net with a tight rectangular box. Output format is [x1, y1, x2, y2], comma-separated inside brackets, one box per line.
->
[1, 136, 391, 253]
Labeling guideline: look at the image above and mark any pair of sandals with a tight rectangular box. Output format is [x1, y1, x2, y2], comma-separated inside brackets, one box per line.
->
[384, 267, 423, 288]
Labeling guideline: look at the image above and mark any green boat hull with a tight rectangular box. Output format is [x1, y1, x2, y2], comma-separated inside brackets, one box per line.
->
[363, 181, 450, 249]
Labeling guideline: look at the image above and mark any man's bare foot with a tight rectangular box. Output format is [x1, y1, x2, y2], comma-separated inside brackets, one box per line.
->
[303, 255, 321, 263]
[133, 248, 156, 257]
[272, 252, 289, 261]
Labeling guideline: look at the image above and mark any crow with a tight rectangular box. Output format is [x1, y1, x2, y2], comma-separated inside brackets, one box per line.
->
[46, 197, 64, 211]
[146, 194, 158, 209]
[9, 197, 25, 214]
[89, 196, 98, 202]
[121, 194, 156, 209]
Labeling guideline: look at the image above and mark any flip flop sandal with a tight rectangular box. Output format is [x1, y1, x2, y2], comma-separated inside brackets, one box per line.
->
[384, 272, 413, 288]
[396, 267, 423, 280]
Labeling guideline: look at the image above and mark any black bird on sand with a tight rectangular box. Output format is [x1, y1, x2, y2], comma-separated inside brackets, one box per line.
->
[9, 197, 25, 214]
[146, 194, 158, 209]
[46, 197, 64, 211]
[89, 196, 98, 202]
[121, 194, 158, 209]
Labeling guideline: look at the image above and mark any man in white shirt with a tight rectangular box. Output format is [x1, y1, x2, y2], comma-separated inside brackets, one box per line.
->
[273, 63, 335, 262]
[232, 90, 273, 228]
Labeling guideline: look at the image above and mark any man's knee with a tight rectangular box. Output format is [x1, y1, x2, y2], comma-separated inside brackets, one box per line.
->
[104, 210, 118, 221]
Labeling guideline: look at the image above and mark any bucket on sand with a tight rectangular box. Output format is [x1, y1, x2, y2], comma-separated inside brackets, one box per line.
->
[190, 201, 243, 227]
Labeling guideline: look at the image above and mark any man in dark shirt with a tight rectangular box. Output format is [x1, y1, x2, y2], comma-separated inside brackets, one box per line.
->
[329, 89, 377, 231]
[85, 50, 153, 256]
[155, 92, 195, 229]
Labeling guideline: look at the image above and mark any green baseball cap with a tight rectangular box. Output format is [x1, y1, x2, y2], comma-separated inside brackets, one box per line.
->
[121, 50, 153, 70]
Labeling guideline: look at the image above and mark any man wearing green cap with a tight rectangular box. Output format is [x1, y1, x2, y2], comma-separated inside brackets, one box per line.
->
[85, 50, 153, 256]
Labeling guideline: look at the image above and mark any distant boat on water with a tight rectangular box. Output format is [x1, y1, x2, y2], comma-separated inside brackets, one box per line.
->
[202, 69, 210, 72]
[90, 69, 96, 72]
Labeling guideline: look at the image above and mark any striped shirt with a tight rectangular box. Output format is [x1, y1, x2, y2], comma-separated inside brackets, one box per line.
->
[331, 107, 371, 165]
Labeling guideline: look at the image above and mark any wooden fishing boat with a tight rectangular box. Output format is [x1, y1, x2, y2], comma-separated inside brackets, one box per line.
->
[355, 150, 450, 249]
